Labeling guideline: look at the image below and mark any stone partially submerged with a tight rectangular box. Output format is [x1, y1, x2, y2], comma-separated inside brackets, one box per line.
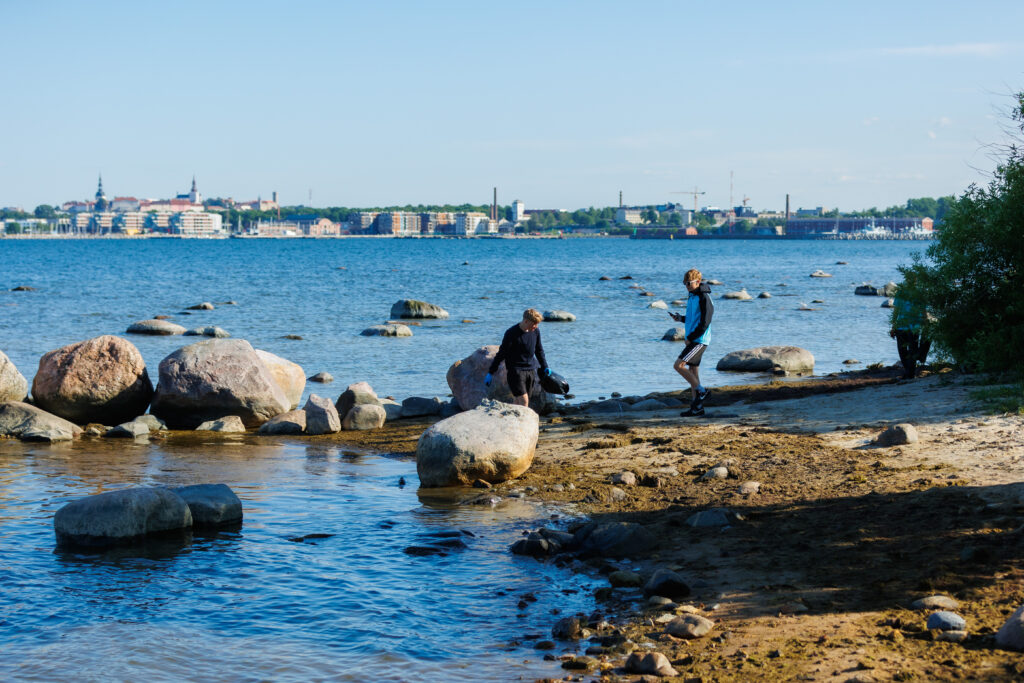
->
[151, 339, 290, 429]
[31, 335, 154, 425]
[416, 400, 538, 487]
[0, 401, 83, 442]
[171, 484, 242, 527]
[361, 324, 413, 337]
[389, 299, 450, 319]
[716, 346, 815, 374]
[53, 487, 193, 548]
[0, 350, 28, 402]
[126, 319, 187, 335]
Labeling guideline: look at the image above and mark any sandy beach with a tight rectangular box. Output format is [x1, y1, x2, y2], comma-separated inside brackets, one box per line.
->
[347, 368, 1024, 681]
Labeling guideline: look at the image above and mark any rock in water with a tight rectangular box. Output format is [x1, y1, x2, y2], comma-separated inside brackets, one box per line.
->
[543, 310, 576, 322]
[446, 346, 557, 414]
[31, 335, 154, 425]
[126, 319, 187, 335]
[0, 401, 82, 442]
[361, 324, 413, 337]
[400, 396, 444, 418]
[335, 381, 381, 418]
[416, 399, 538, 487]
[304, 394, 341, 435]
[151, 339, 290, 429]
[0, 350, 28, 402]
[183, 326, 230, 338]
[308, 372, 333, 383]
[254, 349, 305, 410]
[342, 404, 386, 431]
[662, 327, 687, 341]
[257, 410, 307, 435]
[721, 289, 753, 300]
[716, 346, 815, 374]
[171, 484, 242, 527]
[195, 416, 246, 432]
[389, 299, 450, 319]
[53, 487, 193, 548]
[648, 300, 668, 309]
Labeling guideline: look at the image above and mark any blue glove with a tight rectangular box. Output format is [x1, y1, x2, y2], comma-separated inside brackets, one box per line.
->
[484, 373, 492, 386]
[543, 368, 552, 377]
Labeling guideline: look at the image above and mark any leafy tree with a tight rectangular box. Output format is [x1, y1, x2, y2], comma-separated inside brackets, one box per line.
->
[6, 221, 22, 234]
[897, 91, 1024, 375]
[641, 208, 658, 224]
[34, 204, 56, 219]
[667, 213, 683, 226]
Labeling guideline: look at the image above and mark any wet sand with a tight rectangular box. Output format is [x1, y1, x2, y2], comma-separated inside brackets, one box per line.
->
[337, 368, 1024, 681]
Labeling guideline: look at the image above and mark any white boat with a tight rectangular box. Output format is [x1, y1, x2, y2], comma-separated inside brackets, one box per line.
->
[860, 219, 889, 236]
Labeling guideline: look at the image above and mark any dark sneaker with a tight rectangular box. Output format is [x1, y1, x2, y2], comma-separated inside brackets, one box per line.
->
[697, 387, 710, 403]
[680, 406, 705, 417]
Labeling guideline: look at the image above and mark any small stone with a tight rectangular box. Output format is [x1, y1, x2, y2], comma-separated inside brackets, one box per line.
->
[686, 508, 734, 527]
[843, 359, 860, 365]
[927, 611, 966, 631]
[877, 423, 918, 446]
[757, 292, 771, 299]
[609, 570, 642, 588]
[665, 614, 714, 638]
[105, 421, 149, 438]
[699, 466, 729, 481]
[611, 472, 637, 486]
[934, 629, 968, 642]
[552, 616, 583, 640]
[624, 651, 679, 677]
[911, 595, 959, 610]
[738, 481, 760, 495]
[187, 302, 215, 310]
[195, 416, 246, 432]
[308, 372, 334, 383]
[610, 487, 628, 502]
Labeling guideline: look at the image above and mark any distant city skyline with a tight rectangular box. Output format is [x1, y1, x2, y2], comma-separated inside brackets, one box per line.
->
[2, 1, 1023, 212]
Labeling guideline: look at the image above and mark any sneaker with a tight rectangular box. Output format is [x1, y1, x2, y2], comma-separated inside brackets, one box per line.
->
[696, 386, 710, 403]
[680, 406, 705, 417]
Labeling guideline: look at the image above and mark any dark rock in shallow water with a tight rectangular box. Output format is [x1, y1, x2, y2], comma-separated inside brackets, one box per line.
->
[0, 401, 82, 442]
[171, 484, 242, 527]
[53, 487, 192, 548]
[11, 285, 37, 291]
[308, 372, 333, 383]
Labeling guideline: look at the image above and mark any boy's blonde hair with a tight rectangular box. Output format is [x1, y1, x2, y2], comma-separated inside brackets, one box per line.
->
[684, 268, 702, 283]
[523, 308, 543, 323]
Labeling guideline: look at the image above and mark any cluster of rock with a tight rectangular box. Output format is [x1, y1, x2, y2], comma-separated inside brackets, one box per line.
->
[53, 483, 242, 548]
[855, 281, 898, 296]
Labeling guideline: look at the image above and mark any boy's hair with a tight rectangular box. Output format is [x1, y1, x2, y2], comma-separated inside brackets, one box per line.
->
[684, 268, 702, 283]
[523, 308, 543, 323]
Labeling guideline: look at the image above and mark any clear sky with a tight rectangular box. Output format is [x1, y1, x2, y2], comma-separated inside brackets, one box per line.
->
[2, 1, 1022, 213]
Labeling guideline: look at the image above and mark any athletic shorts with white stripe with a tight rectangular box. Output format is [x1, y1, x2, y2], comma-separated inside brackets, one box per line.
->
[677, 342, 707, 367]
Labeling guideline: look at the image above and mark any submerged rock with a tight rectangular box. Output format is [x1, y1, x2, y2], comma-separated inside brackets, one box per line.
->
[171, 484, 242, 527]
[53, 487, 193, 548]
[389, 299, 449, 319]
[361, 324, 413, 337]
[543, 310, 576, 322]
[257, 410, 307, 435]
[126, 319, 187, 335]
[0, 401, 82, 442]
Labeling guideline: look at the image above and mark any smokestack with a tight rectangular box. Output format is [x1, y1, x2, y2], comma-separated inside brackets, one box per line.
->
[619, 191, 623, 208]
[492, 187, 497, 221]
[785, 194, 790, 222]
[273, 191, 278, 204]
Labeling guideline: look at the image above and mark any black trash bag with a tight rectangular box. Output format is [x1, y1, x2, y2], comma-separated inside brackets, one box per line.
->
[539, 370, 570, 395]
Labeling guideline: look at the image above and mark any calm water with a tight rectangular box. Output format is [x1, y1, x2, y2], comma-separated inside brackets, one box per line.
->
[0, 237, 925, 404]
[0, 237, 925, 680]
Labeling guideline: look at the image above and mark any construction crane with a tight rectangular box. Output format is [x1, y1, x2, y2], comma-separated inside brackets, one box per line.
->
[671, 186, 706, 213]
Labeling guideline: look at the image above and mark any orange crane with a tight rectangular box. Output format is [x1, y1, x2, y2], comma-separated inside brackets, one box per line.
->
[671, 186, 706, 213]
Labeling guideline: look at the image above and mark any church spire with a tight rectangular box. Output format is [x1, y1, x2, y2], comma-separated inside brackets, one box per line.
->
[95, 174, 109, 211]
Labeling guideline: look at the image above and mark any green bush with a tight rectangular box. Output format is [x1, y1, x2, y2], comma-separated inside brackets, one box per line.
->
[898, 91, 1024, 375]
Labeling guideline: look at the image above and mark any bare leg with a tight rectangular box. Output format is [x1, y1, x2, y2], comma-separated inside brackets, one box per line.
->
[673, 358, 699, 402]
[512, 393, 529, 407]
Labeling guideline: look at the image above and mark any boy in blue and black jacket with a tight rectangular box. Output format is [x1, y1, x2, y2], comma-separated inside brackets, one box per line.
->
[669, 268, 714, 416]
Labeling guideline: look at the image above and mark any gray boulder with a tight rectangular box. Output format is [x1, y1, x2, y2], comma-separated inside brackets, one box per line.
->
[757, 291, 772, 299]
[876, 423, 918, 446]
[721, 289, 753, 300]
[446, 346, 557, 414]
[542, 310, 576, 322]
[629, 398, 667, 411]
[254, 349, 305, 410]
[855, 284, 882, 296]
[647, 300, 668, 309]
[335, 381, 381, 417]
[126, 319, 187, 335]
[881, 298, 895, 308]
[643, 568, 691, 599]
[416, 399, 538, 487]
[342, 404, 386, 431]
[573, 522, 658, 558]
[134, 414, 167, 431]
[257, 410, 307, 435]
[686, 508, 735, 527]
[666, 614, 715, 638]
[809, 270, 832, 278]
[151, 339, 291, 429]
[401, 396, 444, 418]
[880, 281, 898, 297]
[389, 299, 449, 319]
[105, 421, 150, 438]
[183, 326, 230, 338]
[662, 327, 687, 341]
[625, 652, 678, 677]
[0, 401, 82, 442]
[583, 399, 627, 414]
[996, 603, 1024, 651]
[0, 350, 28, 402]
[195, 416, 246, 432]
[31, 335, 154, 425]
[361, 323, 413, 337]
[308, 372, 334, 383]
[171, 484, 242, 527]
[304, 394, 341, 435]
[716, 346, 815, 373]
[53, 487, 193, 548]
[380, 398, 404, 420]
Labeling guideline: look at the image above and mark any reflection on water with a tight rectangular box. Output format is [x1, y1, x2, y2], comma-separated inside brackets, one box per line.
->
[0, 435, 596, 681]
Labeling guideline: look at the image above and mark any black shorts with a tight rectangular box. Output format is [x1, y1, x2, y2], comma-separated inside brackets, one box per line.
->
[508, 368, 536, 396]
[677, 342, 707, 367]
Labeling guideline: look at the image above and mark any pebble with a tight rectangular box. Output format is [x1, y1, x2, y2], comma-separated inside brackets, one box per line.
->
[927, 611, 966, 631]
[610, 487, 628, 502]
[699, 466, 729, 481]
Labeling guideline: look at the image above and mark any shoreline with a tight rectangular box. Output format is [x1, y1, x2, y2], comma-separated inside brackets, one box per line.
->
[0, 232, 933, 241]
[329, 368, 1024, 681]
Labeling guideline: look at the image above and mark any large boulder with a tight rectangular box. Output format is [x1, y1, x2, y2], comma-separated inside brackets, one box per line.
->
[0, 401, 83, 442]
[151, 339, 290, 429]
[31, 335, 154, 425]
[390, 299, 450, 319]
[0, 350, 28, 402]
[126, 319, 187, 335]
[716, 346, 815, 374]
[416, 399, 538, 487]
[304, 394, 341, 435]
[446, 346, 556, 414]
[401, 396, 445, 418]
[335, 381, 381, 417]
[53, 487, 193, 548]
[342, 404, 386, 431]
[254, 349, 305, 410]
[170, 484, 242, 527]
[361, 323, 413, 337]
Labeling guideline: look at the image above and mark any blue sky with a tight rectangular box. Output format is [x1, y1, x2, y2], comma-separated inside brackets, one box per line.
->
[2, 1, 1022, 212]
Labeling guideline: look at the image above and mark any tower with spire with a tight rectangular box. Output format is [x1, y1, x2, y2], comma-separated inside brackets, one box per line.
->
[94, 174, 109, 211]
[189, 175, 201, 205]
